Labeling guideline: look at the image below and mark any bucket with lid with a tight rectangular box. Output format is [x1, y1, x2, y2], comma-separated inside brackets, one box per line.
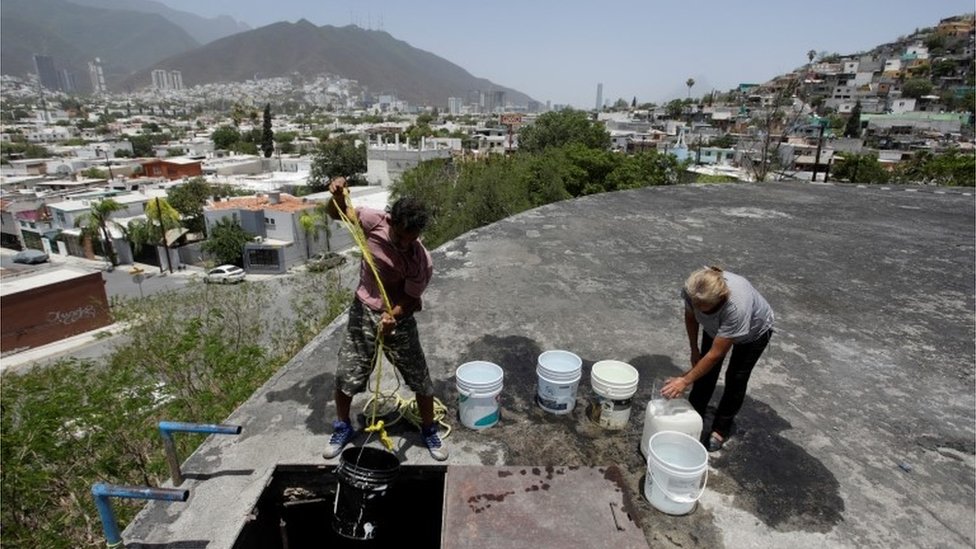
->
[455, 361, 504, 429]
[586, 360, 639, 429]
[643, 430, 708, 515]
[332, 446, 401, 539]
[536, 350, 583, 414]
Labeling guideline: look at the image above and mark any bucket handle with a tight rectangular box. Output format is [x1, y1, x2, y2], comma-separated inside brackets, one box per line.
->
[649, 466, 708, 505]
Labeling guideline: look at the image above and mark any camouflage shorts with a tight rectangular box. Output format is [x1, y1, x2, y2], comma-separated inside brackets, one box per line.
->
[336, 299, 434, 397]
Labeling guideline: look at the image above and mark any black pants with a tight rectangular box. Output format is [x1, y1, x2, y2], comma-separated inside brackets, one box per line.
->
[689, 329, 772, 438]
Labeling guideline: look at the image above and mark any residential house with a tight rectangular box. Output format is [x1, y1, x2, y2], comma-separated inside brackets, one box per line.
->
[140, 157, 203, 180]
[203, 192, 331, 274]
[365, 136, 454, 186]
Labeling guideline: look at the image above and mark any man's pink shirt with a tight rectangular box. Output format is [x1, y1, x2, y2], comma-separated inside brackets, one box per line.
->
[354, 207, 433, 313]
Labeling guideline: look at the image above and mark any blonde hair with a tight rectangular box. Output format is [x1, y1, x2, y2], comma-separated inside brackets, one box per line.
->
[685, 266, 729, 308]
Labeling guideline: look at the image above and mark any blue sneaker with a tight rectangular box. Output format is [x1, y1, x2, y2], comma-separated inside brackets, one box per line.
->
[322, 420, 354, 459]
[422, 425, 449, 461]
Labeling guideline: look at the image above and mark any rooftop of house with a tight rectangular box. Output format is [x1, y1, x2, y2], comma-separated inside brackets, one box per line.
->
[124, 181, 974, 549]
[206, 193, 313, 214]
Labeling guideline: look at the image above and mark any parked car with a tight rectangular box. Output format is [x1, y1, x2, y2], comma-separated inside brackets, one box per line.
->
[12, 249, 49, 264]
[204, 264, 246, 284]
[306, 251, 347, 272]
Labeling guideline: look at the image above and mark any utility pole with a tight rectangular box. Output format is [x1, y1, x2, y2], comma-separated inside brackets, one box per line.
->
[811, 122, 825, 182]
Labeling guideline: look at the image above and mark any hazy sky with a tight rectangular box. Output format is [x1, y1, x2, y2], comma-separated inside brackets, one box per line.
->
[157, 0, 973, 108]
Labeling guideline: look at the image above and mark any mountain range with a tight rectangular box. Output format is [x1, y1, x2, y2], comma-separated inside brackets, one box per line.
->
[1, 0, 533, 106]
[123, 20, 534, 106]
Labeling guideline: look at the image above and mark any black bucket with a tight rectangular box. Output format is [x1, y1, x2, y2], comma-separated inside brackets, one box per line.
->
[332, 447, 401, 540]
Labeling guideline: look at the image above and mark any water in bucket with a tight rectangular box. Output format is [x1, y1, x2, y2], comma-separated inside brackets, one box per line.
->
[644, 430, 708, 515]
[455, 361, 504, 429]
[587, 360, 639, 429]
[536, 350, 582, 414]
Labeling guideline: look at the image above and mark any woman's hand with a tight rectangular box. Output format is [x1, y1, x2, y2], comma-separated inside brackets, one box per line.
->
[661, 376, 690, 399]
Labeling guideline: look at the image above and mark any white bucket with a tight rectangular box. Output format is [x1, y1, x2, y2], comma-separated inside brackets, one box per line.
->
[455, 361, 504, 430]
[644, 430, 709, 515]
[640, 398, 703, 459]
[587, 360, 639, 430]
[536, 350, 583, 414]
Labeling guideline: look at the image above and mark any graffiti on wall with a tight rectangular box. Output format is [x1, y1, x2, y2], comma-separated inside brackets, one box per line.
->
[47, 305, 98, 326]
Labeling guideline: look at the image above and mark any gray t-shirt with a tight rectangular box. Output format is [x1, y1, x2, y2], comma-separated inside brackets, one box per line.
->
[682, 271, 774, 344]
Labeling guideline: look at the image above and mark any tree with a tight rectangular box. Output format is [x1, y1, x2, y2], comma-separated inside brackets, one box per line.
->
[80, 167, 108, 179]
[75, 199, 124, 266]
[740, 79, 805, 182]
[145, 197, 182, 273]
[844, 100, 862, 138]
[807, 49, 817, 64]
[516, 109, 610, 153]
[307, 138, 367, 191]
[212, 125, 242, 150]
[901, 78, 933, 99]
[665, 99, 684, 119]
[201, 217, 253, 266]
[831, 152, 888, 183]
[686, 78, 695, 99]
[261, 104, 274, 158]
[168, 177, 211, 234]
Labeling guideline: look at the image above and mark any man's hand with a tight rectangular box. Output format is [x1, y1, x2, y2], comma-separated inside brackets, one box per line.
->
[661, 376, 690, 399]
[379, 311, 397, 337]
[328, 177, 347, 195]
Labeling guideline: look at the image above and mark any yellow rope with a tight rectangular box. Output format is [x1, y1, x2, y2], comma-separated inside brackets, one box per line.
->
[332, 189, 451, 451]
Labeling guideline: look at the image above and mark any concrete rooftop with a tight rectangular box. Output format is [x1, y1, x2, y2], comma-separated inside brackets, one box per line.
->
[125, 181, 975, 548]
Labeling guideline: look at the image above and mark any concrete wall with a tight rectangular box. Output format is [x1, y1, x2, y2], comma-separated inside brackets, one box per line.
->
[1, 272, 111, 352]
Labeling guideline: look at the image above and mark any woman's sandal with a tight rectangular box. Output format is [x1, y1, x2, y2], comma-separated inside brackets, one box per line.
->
[706, 432, 725, 452]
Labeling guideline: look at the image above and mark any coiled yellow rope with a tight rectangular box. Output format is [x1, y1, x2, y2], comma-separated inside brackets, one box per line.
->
[332, 190, 450, 451]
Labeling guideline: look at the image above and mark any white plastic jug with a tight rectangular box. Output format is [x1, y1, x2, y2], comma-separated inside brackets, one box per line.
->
[640, 398, 703, 459]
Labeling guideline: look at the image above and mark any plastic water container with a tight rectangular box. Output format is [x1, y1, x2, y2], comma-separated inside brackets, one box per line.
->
[536, 350, 583, 414]
[640, 398, 703, 459]
[587, 360, 639, 430]
[455, 361, 504, 429]
[644, 430, 708, 515]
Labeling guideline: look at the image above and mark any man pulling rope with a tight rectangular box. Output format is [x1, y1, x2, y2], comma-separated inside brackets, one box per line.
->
[321, 177, 449, 461]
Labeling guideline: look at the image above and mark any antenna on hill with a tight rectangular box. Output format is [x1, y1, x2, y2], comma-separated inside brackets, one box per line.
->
[378, 15, 384, 31]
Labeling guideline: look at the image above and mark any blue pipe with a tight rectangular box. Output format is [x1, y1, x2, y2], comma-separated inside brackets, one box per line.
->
[91, 483, 188, 546]
[158, 421, 242, 436]
[158, 421, 242, 486]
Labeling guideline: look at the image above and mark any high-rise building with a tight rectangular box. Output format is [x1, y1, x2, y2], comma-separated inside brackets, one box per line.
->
[89, 58, 107, 94]
[33, 54, 60, 91]
[58, 69, 76, 93]
[596, 83, 603, 112]
[169, 70, 183, 90]
[151, 69, 170, 90]
[492, 91, 506, 113]
[448, 97, 463, 115]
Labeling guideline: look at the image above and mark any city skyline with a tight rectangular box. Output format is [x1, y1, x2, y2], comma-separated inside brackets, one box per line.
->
[153, 0, 974, 108]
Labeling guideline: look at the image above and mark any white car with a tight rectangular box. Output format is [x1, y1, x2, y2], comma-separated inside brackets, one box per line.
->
[204, 264, 246, 284]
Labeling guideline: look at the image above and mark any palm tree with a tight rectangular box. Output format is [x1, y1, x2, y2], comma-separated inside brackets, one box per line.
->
[75, 198, 124, 266]
[298, 205, 334, 258]
[807, 49, 817, 64]
[145, 197, 182, 272]
[686, 78, 695, 100]
[298, 210, 319, 259]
